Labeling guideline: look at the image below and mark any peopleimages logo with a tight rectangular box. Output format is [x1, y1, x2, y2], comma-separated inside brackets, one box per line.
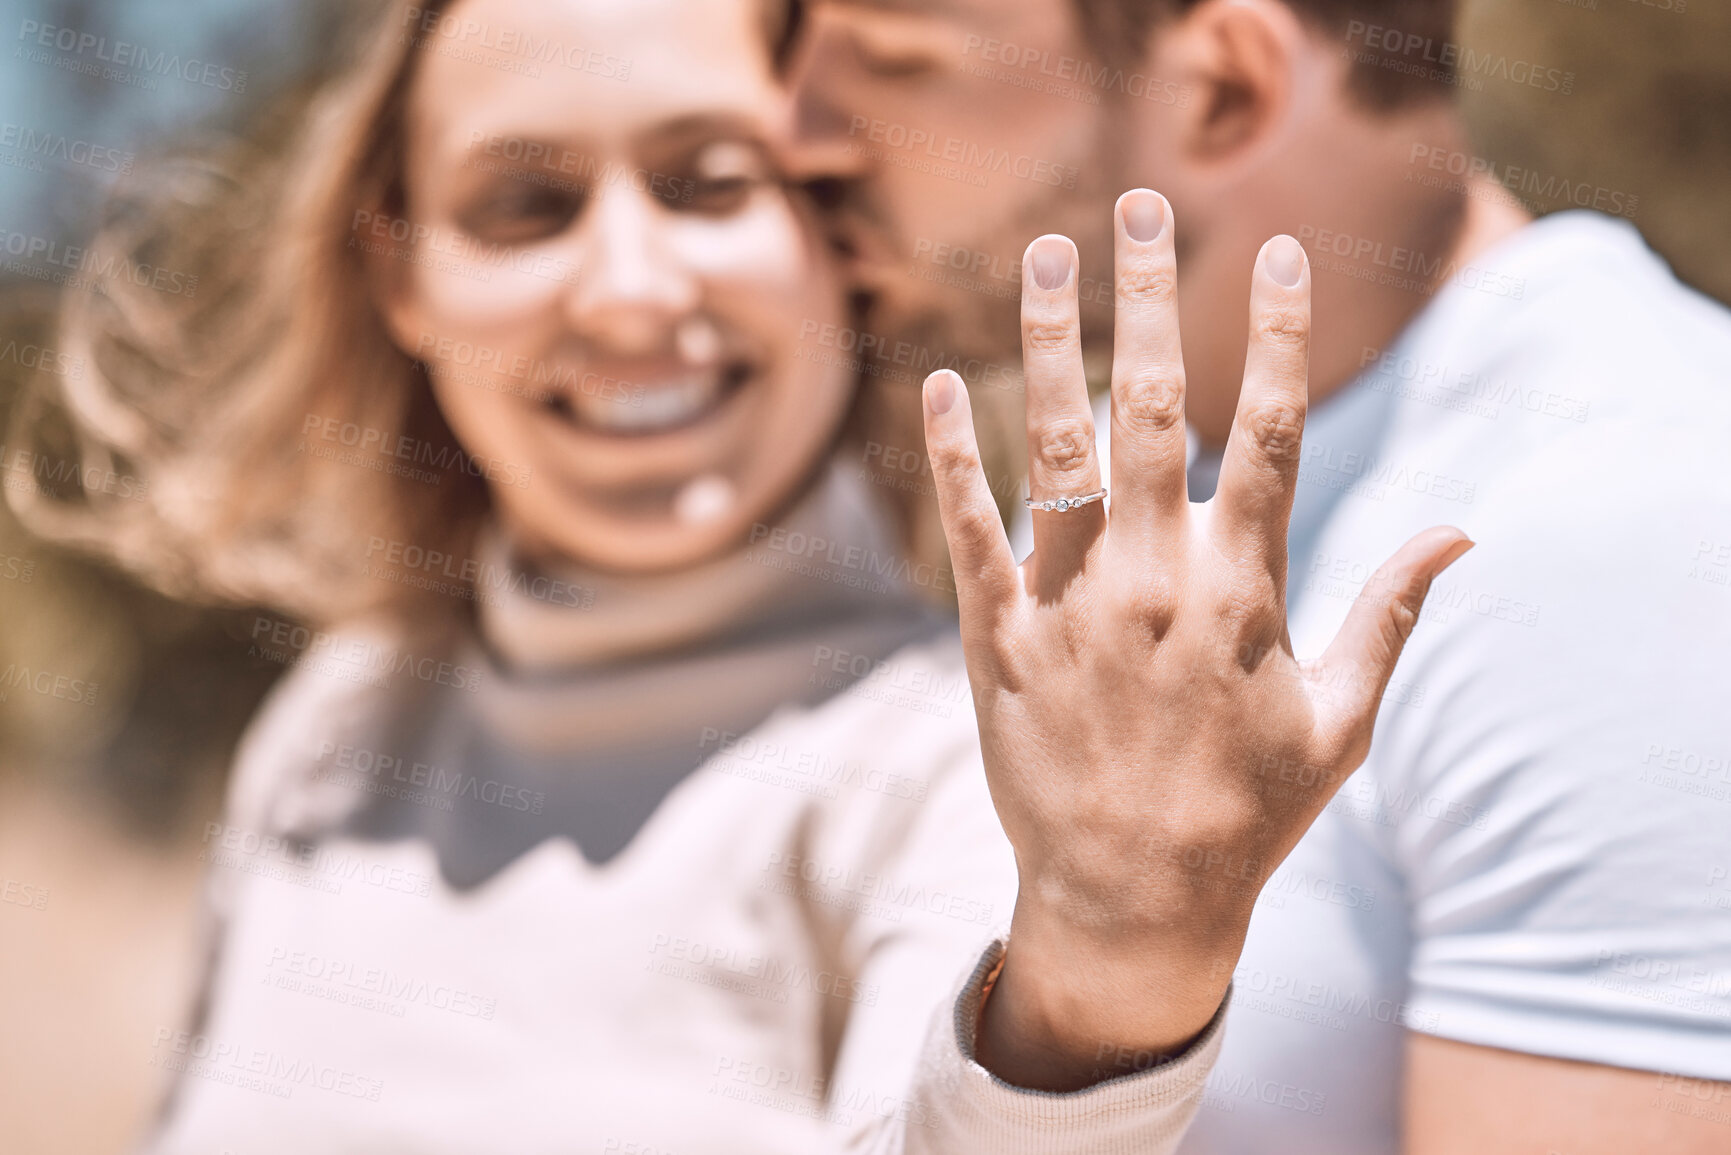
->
[747, 520, 956, 595]
[796, 320, 1022, 394]
[464, 132, 693, 202]
[400, 6, 631, 80]
[846, 116, 1079, 189]
[699, 727, 931, 803]
[1343, 20, 1575, 95]
[350, 210, 579, 285]
[0, 122, 133, 174]
[1, 877, 49, 911]
[362, 537, 593, 609]
[248, 615, 485, 693]
[264, 945, 498, 1021]
[0, 663, 98, 708]
[300, 414, 533, 489]
[1357, 346, 1592, 425]
[761, 850, 996, 927]
[1296, 224, 1526, 300]
[1407, 144, 1638, 220]
[0, 442, 148, 501]
[315, 741, 547, 815]
[16, 21, 247, 93]
[0, 227, 197, 298]
[149, 1029, 383, 1101]
[960, 35, 1190, 107]
[0, 338, 82, 379]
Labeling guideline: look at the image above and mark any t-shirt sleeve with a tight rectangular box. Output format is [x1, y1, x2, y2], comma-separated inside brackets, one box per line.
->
[1375, 441, 1731, 1078]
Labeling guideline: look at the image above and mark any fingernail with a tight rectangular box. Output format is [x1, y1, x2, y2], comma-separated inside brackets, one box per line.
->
[1265, 236, 1305, 287]
[1120, 190, 1167, 243]
[1439, 537, 1476, 569]
[926, 369, 958, 416]
[1029, 235, 1074, 291]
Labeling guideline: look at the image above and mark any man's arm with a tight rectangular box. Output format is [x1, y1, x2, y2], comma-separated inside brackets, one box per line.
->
[1405, 1034, 1731, 1155]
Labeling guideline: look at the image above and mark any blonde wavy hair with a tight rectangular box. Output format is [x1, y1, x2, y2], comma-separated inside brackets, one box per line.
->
[10, 0, 1000, 626]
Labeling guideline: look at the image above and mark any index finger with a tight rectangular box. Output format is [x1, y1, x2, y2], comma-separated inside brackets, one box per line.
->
[922, 369, 1020, 633]
[1212, 235, 1310, 585]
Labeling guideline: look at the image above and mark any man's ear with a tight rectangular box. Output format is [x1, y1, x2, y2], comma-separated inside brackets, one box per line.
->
[1157, 0, 1308, 167]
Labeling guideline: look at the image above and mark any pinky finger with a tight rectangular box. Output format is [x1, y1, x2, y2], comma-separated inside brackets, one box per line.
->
[922, 369, 1019, 627]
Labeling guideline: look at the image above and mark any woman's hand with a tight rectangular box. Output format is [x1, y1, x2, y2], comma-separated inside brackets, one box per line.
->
[920, 190, 1473, 1092]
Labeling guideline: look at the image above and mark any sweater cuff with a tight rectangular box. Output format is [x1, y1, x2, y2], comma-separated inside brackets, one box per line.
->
[906, 937, 1228, 1155]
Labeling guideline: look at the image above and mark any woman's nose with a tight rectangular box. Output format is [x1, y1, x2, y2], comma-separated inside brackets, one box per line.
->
[565, 185, 700, 352]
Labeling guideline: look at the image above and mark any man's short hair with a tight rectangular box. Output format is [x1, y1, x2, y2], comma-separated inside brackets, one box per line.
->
[1073, 0, 1459, 111]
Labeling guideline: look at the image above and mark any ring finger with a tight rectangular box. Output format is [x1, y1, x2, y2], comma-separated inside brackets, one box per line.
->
[1021, 233, 1103, 580]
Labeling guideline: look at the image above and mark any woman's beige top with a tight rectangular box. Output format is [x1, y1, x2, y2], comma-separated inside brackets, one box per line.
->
[144, 465, 1224, 1154]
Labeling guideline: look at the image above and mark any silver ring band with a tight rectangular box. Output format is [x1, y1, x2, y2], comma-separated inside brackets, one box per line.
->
[1024, 487, 1107, 513]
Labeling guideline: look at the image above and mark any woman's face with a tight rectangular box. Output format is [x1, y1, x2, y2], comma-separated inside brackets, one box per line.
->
[376, 0, 853, 574]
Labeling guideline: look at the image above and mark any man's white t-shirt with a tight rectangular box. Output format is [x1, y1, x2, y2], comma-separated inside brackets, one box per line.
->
[1088, 211, 1731, 1154]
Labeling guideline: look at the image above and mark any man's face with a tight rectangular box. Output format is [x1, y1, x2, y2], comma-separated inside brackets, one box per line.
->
[788, 0, 1113, 360]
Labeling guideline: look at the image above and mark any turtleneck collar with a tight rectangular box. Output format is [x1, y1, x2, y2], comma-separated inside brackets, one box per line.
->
[474, 457, 935, 677]
[304, 456, 955, 877]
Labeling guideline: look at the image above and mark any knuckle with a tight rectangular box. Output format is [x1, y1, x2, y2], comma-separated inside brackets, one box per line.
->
[1312, 730, 1370, 780]
[931, 440, 982, 483]
[1240, 400, 1306, 462]
[1372, 566, 1433, 645]
[1213, 573, 1281, 641]
[1033, 417, 1094, 476]
[1385, 593, 1421, 644]
[1114, 266, 1178, 309]
[1117, 370, 1185, 432]
[1255, 305, 1311, 348]
[1156, 800, 1263, 876]
[949, 505, 1001, 555]
[1211, 589, 1261, 636]
[1023, 319, 1078, 354]
[1116, 574, 1180, 637]
[982, 628, 1027, 687]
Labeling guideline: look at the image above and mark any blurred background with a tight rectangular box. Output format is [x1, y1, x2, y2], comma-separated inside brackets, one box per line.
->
[0, 0, 1727, 1149]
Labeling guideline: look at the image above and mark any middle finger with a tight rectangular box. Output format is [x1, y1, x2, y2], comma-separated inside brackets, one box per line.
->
[1107, 189, 1190, 549]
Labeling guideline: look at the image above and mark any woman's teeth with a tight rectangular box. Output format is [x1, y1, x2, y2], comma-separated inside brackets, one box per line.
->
[560, 371, 728, 434]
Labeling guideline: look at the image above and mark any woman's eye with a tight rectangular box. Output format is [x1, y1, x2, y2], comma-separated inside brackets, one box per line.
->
[458, 180, 585, 244]
[667, 140, 773, 216]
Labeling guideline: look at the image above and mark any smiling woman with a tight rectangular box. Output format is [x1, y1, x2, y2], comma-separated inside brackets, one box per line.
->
[376, 0, 863, 575]
[10, 0, 870, 617]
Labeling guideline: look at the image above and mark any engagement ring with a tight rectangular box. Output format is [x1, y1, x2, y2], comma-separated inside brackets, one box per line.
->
[1024, 488, 1107, 513]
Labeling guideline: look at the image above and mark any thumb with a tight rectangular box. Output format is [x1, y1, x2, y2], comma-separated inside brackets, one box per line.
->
[1313, 526, 1474, 744]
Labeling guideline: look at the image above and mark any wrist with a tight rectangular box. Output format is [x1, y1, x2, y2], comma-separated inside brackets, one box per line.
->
[973, 903, 1241, 1092]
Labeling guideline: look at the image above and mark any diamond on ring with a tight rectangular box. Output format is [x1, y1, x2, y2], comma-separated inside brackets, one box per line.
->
[1025, 488, 1107, 513]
